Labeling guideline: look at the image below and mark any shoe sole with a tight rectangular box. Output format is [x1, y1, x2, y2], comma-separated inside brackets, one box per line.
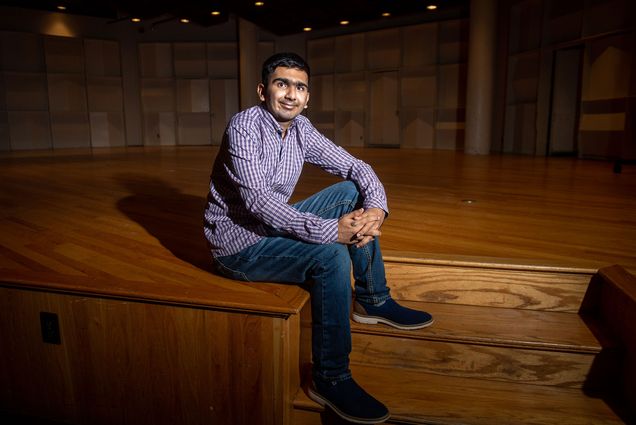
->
[352, 312, 435, 330]
[307, 386, 390, 424]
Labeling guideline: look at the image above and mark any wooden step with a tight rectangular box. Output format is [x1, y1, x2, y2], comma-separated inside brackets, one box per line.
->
[0, 212, 310, 317]
[352, 300, 602, 352]
[348, 300, 610, 389]
[292, 364, 624, 425]
[383, 252, 596, 313]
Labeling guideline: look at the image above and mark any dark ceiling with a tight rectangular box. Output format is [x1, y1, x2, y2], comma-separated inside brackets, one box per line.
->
[0, 0, 469, 36]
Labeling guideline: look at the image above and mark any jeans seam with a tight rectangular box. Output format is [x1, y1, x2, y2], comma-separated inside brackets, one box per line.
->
[363, 245, 374, 299]
[320, 262, 326, 375]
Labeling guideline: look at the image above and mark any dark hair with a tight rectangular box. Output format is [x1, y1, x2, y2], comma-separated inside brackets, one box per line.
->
[261, 52, 310, 85]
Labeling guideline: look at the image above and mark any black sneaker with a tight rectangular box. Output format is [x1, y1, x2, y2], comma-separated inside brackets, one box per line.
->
[307, 376, 390, 424]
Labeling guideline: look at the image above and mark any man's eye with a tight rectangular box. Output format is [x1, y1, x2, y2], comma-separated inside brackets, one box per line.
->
[297, 85, 306, 91]
[277, 81, 286, 88]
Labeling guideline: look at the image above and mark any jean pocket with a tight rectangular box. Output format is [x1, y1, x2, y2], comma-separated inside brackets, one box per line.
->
[213, 257, 251, 282]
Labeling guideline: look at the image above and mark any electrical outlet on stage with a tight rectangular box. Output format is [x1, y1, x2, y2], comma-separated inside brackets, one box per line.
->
[40, 312, 61, 345]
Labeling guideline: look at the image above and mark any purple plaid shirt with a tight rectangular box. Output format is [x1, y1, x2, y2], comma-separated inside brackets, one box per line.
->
[204, 105, 388, 257]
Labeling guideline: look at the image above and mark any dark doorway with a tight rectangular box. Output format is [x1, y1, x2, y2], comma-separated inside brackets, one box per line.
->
[547, 46, 584, 155]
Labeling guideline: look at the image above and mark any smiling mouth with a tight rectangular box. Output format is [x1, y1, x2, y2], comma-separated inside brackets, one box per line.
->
[280, 102, 296, 109]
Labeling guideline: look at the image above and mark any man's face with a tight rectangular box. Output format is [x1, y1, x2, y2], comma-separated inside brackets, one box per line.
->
[257, 66, 310, 130]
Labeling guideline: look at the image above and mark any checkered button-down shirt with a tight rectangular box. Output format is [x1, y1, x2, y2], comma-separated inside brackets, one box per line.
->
[204, 105, 388, 257]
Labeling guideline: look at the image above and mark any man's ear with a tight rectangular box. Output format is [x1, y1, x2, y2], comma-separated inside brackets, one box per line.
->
[257, 83, 266, 102]
[303, 91, 310, 109]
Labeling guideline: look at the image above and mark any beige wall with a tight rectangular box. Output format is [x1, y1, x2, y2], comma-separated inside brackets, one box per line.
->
[0, 6, 269, 151]
[2, 0, 634, 157]
[497, 0, 636, 159]
[0, 5, 468, 152]
[306, 20, 469, 149]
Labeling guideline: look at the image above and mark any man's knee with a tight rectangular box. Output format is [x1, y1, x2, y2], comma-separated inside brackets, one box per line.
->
[311, 244, 352, 296]
[335, 180, 360, 198]
[331, 181, 362, 213]
[313, 243, 350, 273]
[321, 242, 349, 261]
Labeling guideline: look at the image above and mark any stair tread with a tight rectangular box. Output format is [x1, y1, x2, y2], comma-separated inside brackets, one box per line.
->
[351, 300, 603, 353]
[294, 364, 623, 424]
[383, 251, 598, 274]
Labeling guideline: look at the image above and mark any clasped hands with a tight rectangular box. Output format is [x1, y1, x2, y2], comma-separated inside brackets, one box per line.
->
[337, 207, 386, 248]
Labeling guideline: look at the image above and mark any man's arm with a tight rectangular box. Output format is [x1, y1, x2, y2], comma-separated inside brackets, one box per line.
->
[302, 121, 388, 246]
[302, 123, 388, 216]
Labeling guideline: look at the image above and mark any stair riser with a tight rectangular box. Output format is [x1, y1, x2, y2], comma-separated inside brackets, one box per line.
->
[292, 409, 322, 425]
[385, 263, 591, 312]
[350, 333, 597, 388]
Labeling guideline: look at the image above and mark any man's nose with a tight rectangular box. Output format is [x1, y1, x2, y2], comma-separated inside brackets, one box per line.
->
[285, 86, 296, 99]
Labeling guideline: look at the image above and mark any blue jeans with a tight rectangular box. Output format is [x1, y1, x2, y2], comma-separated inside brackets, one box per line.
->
[213, 181, 391, 381]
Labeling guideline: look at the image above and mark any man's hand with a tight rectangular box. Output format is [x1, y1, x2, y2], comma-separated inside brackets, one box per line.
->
[337, 208, 385, 248]
[354, 207, 385, 235]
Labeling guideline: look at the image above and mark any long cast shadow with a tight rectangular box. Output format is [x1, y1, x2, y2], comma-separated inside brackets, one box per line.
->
[115, 174, 214, 273]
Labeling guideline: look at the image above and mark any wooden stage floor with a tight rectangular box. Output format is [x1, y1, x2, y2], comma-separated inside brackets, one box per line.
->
[1, 146, 635, 292]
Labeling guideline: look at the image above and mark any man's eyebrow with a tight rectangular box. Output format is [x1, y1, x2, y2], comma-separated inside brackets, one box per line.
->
[272, 77, 308, 88]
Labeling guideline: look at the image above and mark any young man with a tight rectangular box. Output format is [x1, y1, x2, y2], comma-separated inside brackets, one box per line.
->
[204, 52, 433, 424]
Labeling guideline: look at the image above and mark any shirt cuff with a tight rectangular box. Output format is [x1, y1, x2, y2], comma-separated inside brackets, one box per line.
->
[321, 218, 339, 244]
[362, 200, 389, 217]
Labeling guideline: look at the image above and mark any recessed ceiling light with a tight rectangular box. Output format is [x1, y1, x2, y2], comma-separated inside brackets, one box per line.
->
[131, 17, 141, 23]
[211, 11, 221, 16]
[427, 4, 438, 10]
[57, 5, 66, 11]
[381, 12, 391, 17]
[339, 20, 349, 25]
[180, 18, 190, 23]
[303, 27, 312, 32]
[255, 1, 265, 6]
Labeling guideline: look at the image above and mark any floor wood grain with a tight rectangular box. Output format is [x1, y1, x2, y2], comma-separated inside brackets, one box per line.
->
[1, 146, 634, 299]
[294, 363, 624, 424]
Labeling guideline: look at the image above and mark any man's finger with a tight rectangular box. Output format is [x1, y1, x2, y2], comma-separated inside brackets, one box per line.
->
[356, 235, 375, 248]
[356, 220, 380, 236]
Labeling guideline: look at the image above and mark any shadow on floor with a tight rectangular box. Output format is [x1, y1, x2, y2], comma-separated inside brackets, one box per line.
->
[115, 174, 214, 274]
